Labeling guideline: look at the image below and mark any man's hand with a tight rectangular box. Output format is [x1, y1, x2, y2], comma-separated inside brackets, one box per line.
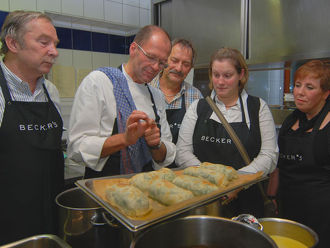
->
[124, 110, 152, 146]
[144, 119, 161, 147]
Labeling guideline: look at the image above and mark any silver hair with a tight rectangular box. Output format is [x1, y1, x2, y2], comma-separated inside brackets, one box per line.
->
[0, 10, 53, 56]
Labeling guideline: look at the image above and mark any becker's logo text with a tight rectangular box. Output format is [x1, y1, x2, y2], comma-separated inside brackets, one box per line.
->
[19, 121, 59, 131]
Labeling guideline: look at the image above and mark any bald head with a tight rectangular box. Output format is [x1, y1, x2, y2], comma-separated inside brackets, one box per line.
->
[133, 25, 171, 47]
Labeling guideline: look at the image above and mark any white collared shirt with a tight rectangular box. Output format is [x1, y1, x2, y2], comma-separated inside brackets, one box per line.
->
[176, 89, 279, 174]
[67, 65, 176, 171]
[0, 61, 61, 126]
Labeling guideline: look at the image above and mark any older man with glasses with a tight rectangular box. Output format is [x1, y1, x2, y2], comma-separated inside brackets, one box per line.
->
[67, 25, 176, 177]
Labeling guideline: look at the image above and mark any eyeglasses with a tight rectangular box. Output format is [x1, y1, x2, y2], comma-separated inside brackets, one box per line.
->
[134, 42, 168, 69]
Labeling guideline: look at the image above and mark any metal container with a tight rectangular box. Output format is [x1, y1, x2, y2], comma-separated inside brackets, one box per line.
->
[0, 234, 71, 248]
[130, 215, 278, 248]
[55, 187, 121, 248]
[259, 218, 319, 248]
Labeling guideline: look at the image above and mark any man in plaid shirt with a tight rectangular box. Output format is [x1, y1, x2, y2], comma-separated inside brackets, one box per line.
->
[150, 39, 203, 147]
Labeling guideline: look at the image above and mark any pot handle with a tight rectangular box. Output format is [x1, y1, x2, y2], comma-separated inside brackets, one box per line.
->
[90, 210, 108, 226]
[101, 211, 120, 228]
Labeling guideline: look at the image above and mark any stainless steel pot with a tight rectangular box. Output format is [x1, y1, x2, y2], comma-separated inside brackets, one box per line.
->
[55, 187, 121, 248]
[259, 218, 319, 248]
[130, 215, 278, 248]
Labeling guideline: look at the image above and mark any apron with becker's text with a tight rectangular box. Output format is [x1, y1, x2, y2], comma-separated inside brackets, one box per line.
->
[0, 68, 64, 245]
[278, 101, 330, 248]
[193, 95, 264, 217]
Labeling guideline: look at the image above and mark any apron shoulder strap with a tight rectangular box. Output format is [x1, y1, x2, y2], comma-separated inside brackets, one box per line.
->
[197, 98, 212, 119]
[246, 95, 260, 127]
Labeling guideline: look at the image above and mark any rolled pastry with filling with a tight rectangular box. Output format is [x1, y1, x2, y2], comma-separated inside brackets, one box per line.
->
[200, 162, 238, 180]
[172, 174, 219, 196]
[105, 183, 151, 217]
[129, 168, 176, 191]
[183, 166, 229, 187]
[147, 178, 194, 206]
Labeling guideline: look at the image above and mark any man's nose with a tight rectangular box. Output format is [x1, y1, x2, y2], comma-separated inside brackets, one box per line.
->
[174, 62, 183, 72]
[49, 43, 59, 57]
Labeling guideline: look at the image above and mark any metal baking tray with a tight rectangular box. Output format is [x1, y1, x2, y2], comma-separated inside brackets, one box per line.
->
[75, 171, 266, 232]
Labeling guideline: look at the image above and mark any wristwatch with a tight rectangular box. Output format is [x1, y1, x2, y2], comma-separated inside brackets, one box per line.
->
[148, 141, 162, 150]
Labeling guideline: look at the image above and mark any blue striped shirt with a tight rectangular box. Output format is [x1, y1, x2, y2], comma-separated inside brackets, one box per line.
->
[0, 61, 61, 126]
[150, 80, 203, 110]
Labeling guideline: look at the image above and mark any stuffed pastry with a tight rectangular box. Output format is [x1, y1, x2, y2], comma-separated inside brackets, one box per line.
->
[200, 162, 238, 180]
[105, 183, 151, 217]
[147, 178, 194, 206]
[183, 166, 229, 187]
[129, 168, 176, 191]
[172, 174, 219, 196]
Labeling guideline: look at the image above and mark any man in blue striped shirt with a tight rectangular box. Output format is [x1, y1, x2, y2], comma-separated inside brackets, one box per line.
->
[150, 38, 203, 146]
[0, 11, 63, 244]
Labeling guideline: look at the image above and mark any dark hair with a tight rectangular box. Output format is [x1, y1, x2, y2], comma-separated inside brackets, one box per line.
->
[208, 47, 248, 92]
[133, 25, 170, 46]
[0, 10, 53, 56]
[294, 60, 330, 91]
[171, 38, 196, 65]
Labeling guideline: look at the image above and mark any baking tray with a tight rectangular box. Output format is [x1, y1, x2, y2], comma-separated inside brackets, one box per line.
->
[75, 170, 266, 232]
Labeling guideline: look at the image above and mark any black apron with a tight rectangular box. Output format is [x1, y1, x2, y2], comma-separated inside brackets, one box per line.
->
[166, 94, 186, 144]
[85, 84, 160, 178]
[166, 94, 186, 168]
[278, 102, 330, 248]
[0, 68, 64, 245]
[193, 95, 264, 218]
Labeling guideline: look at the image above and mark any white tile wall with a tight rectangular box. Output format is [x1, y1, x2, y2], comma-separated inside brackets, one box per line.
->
[37, 0, 61, 13]
[104, 0, 123, 23]
[139, 7, 149, 27]
[92, 52, 110, 69]
[109, 53, 129, 67]
[83, 0, 104, 20]
[10, 0, 36, 11]
[61, 0, 83, 17]
[139, 0, 150, 9]
[123, 0, 139, 7]
[108, 0, 122, 3]
[56, 49, 74, 67]
[123, 4, 139, 26]
[73, 50, 93, 69]
[0, 0, 9, 11]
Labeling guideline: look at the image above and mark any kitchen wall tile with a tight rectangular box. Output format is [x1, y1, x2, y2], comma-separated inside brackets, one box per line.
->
[92, 52, 110, 69]
[9, 0, 36, 11]
[123, 0, 139, 7]
[139, 7, 149, 27]
[72, 29, 92, 51]
[56, 48, 73, 67]
[104, 0, 123, 24]
[37, 0, 61, 13]
[61, 0, 83, 17]
[83, 0, 104, 20]
[123, 4, 139, 26]
[108, 0, 122, 3]
[0, 1, 9, 11]
[109, 53, 128, 67]
[0, 11, 8, 28]
[109, 34, 126, 54]
[51, 64, 76, 98]
[73, 50, 92, 69]
[56, 27, 73, 49]
[140, 0, 150, 9]
[92, 32, 109, 53]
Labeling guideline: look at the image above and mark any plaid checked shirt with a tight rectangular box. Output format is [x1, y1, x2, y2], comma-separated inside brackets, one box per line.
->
[150, 80, 203, 110]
